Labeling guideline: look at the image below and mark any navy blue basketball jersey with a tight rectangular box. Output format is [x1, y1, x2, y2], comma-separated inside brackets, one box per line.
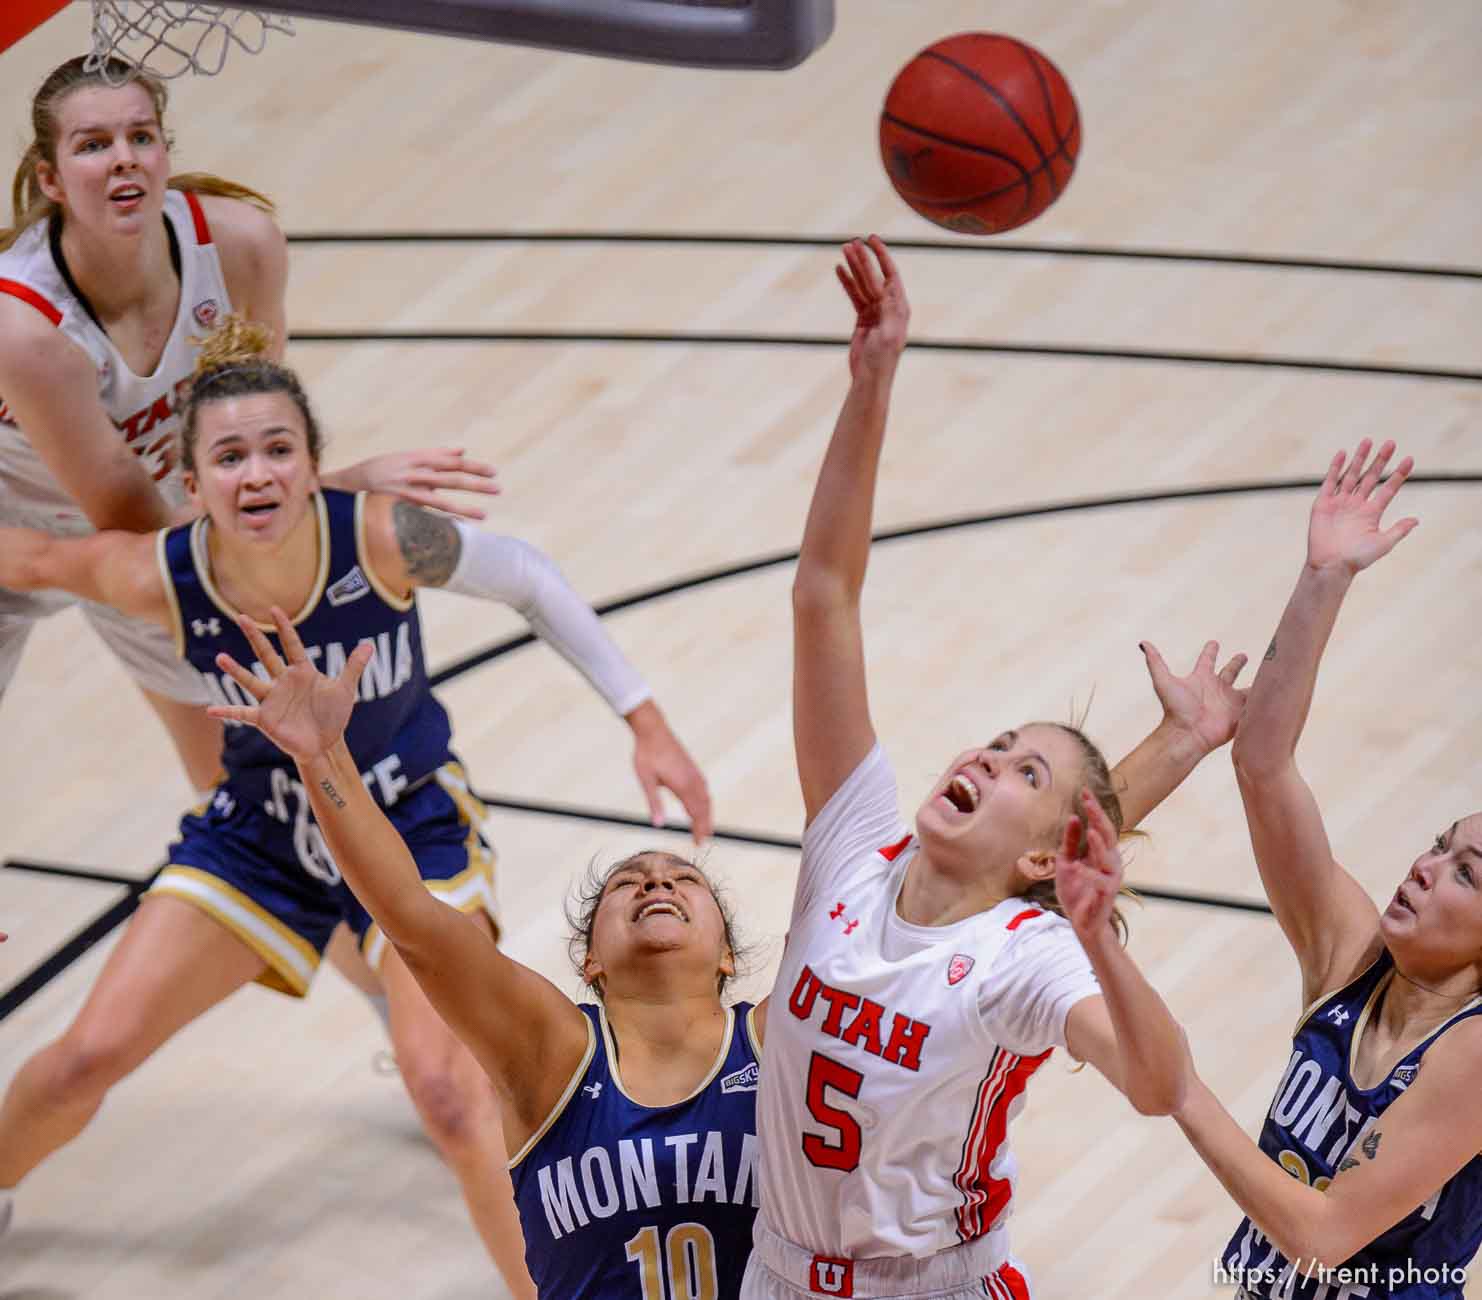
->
[510, 1002, 762, 1299]
[1222, 950, 1482, 1299]
[159, 489, 452, 816]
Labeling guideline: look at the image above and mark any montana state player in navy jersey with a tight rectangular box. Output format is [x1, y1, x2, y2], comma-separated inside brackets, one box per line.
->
[195, 606, 768, 1297]
[1169, 442, 1482, 1300]
[0, 55, 500, 794]
[0, 319, 711, 1296]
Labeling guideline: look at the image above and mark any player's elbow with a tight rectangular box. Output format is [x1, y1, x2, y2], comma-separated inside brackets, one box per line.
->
[792, 566, 857, 618]
[1230, 731, 1293, 784]
[1125, 1074, 1185, 1117]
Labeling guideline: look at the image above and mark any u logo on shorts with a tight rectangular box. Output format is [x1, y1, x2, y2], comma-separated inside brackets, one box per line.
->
[809, 1255, 853, 1297]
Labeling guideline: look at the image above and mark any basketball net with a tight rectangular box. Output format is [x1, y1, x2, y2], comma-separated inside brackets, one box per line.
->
[88, 3, 293, 81]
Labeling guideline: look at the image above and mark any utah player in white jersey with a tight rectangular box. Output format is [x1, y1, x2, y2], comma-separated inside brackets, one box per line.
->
[743, 238, 1239, 1300]
[1171, 442, 1482, 1300]
[0, 55, 499, 793]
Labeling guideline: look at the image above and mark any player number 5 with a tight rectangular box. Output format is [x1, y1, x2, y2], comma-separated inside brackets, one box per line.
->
[802, 1051, 864, 1171]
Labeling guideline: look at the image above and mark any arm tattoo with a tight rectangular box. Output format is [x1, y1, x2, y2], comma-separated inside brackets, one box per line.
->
[318, 777, 347, 809]
[1337, 1156, 1360, 1173]
[392, 500, 462, 587]
[1361, 1130, 1382, 1160]
[1263, 637, 1277, 662]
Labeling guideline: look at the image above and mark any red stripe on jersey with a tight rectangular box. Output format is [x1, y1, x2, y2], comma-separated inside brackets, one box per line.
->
[1005, 907, 1043, 932]
[954, 1047, 1051, 1241]
[878, 832, 913, 862]
[182, 190, 213, 244]
[0, 277, 62, 325]
[991, 1262, 1031, 1299]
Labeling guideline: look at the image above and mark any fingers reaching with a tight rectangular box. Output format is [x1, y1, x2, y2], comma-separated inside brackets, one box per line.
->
[233, 612, 284, 677]
[1217, 651, 1248, 686]
[214, 648, 270, 701]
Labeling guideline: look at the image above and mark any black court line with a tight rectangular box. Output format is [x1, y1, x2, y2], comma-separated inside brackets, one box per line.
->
[6, 471, 1479, 1021]
[286, 230, 1482, 282]
[429, 473, 1482, 685]
[287, 330, 1482, 385]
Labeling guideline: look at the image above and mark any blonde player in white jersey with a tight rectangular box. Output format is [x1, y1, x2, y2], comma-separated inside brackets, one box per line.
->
[743, 238, 1232, 1300]
[0, 55, 498, 793]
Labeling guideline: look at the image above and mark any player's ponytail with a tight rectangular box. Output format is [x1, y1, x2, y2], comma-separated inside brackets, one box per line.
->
[181, 315, 323, 472]
[1021, 723, 1136, 943]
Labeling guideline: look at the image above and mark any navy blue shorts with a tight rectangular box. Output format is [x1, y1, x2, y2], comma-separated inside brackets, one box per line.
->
[150, 760, 497, 997]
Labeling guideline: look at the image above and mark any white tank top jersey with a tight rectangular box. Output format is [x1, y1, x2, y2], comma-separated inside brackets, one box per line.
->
[0, 189, 230, 532]
[756, 744, 1101, 1261]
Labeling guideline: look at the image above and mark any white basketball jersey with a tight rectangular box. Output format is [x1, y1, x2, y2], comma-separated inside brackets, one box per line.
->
[0, 189, 230, 532]
[756, 745, 1100, 1259]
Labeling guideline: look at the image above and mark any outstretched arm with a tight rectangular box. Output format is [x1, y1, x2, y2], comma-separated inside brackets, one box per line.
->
[1231, 440, 1417, 1003]
[364, 494, 712, 837]
[0, 526, 167, 623]
[1111, 639, 1248, 831]
[208, 608, 590, 1142]
[1175, 1018, 1482, 1271]
[1058, 792, 1188, 1116]
[793, 237, 909, 824]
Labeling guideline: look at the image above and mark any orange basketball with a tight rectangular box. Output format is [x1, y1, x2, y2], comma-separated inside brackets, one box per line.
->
[879, 32, 1081, 236]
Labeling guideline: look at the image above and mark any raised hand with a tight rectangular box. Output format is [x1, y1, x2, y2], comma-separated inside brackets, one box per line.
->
[1141, 639, 1249, 754]
[1055, 790, 1126, 940]
[206, 607, 371, 763]
[1307, 439, 1418, 576]
[836, 235, 910, 380]
[628, 700, 715, 842]
[341, 447, 501, 521]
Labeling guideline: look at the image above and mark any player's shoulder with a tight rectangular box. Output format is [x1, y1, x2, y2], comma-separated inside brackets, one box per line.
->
[0, 289, 86, 378]
[192, 192, 285, 262]
[988, 903, 1085, 967]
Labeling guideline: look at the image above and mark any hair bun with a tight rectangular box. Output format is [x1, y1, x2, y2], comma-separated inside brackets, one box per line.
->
[193, 315, 275, 375]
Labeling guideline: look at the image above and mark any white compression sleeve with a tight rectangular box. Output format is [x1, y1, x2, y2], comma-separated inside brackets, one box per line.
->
[442, 520, 652, 718]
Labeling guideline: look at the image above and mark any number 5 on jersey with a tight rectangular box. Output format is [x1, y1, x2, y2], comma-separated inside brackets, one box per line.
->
[802, 1051, 864, 1171]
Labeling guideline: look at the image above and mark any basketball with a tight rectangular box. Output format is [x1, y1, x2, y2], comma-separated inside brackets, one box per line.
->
[879, 32, 1081, 236]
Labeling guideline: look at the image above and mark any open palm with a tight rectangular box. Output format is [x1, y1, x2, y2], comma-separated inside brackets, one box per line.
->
[1141, 639, 1248, 753]
[206, 607, 370, 763]
[1055, 790, 1126, 939]
[836, 235, 910, 380]
[1308, 438, 1418, 575]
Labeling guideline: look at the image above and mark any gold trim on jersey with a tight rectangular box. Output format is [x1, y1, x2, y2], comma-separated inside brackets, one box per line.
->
[744, 1003, 764, 1059]
[354, 491, 414, 612]
[599, 1004, 736, 1109]
[507, 1015, 597, 1171]
[189, 491, 331, 629]
[156, 529, 187, 657]
[149, 865, 321, 997]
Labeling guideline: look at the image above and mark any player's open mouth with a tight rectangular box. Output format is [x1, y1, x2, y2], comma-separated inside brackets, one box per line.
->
[241, 502, 278, 517]
[109, 186, 144, 205]
[1393, 886, 1415, 915]
[942, 774, 980, 815]
[633, 899, 686, 923]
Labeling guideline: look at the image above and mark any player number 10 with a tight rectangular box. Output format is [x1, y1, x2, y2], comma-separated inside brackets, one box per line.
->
[624, 1222, 719, 1300]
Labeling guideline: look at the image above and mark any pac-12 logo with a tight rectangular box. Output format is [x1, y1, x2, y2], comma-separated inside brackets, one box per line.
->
[193, 298, 220, 328]
[947, 953, 975, 986]
[809, 1256, 853, 1297]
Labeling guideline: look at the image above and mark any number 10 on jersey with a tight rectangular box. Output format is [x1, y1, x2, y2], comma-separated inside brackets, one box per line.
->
[625, 1222, 719, 1300]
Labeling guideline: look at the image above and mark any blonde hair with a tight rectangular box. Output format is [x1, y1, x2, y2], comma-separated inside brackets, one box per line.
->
[182, 315, 321, 472]
[1, 56, 274, 254]
[1020, 722, 1138, 943]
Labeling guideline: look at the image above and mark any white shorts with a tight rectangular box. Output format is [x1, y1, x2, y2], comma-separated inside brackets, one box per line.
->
[741, 1222, 1032, 1300]
[0, 457, 206, 704]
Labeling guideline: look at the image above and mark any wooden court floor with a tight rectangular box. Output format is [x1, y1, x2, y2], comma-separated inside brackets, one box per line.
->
[1, 3, 1479, 1296]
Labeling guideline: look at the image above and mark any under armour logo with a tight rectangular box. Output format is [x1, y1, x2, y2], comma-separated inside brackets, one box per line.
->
[829, 902, 846, 920]
[1327, 1006, 1350, 1026]
[809, 1256, 853, 1297]
[842, 919, 859, 935]
[212, 789, 236, 817]
[192, 617, 222, 637]
[582, 1082, 603, 1100]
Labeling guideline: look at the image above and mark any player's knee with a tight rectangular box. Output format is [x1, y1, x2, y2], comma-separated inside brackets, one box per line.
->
[399, 1055, 475, 1149]
[45, 1028, 139, 1104]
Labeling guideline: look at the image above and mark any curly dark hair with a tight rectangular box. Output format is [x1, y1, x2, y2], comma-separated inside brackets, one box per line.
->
[565, 850, 752, 1001]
